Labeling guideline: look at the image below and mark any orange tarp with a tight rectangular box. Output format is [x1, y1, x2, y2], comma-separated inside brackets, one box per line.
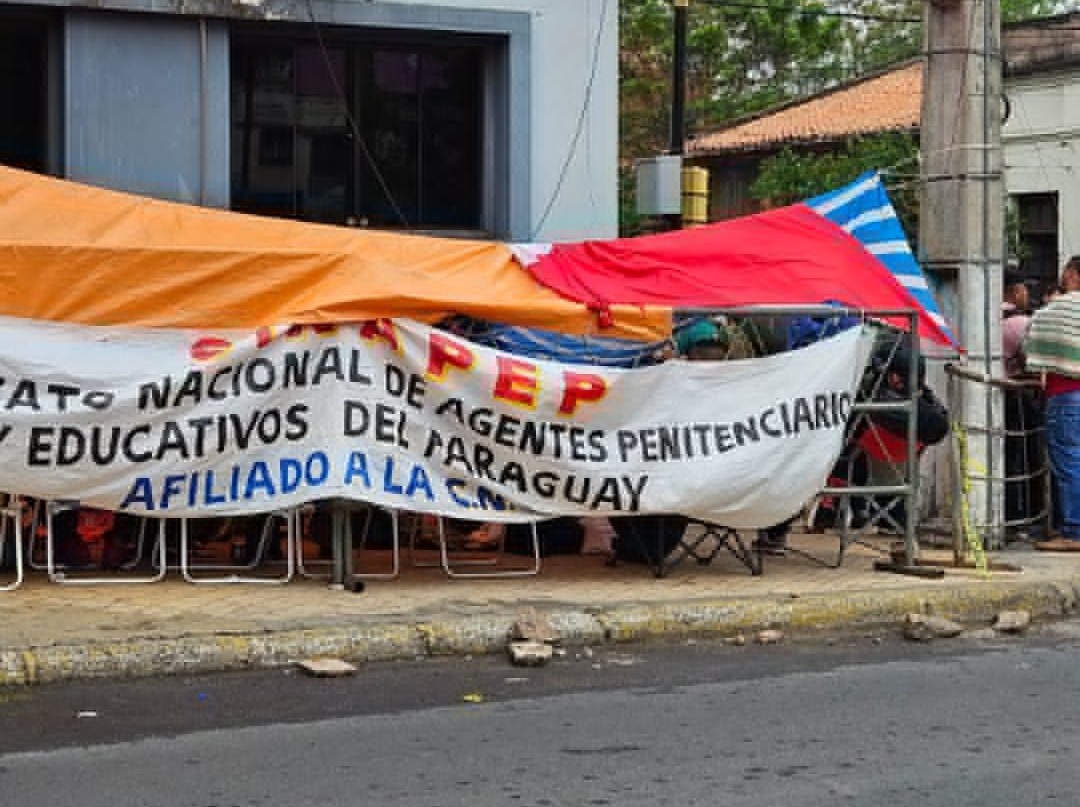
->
[0, 167, 668, 340]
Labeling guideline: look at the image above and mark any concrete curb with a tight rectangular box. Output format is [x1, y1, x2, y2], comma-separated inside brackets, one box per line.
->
[3, 577, 1078, 686]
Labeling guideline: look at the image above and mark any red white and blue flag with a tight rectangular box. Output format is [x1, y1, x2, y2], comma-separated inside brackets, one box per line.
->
[806, 171, 956, 347]
[521, 173, 959, 350]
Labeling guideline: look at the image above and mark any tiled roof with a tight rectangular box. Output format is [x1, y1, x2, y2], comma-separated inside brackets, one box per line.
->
[687, 61, 922, 156]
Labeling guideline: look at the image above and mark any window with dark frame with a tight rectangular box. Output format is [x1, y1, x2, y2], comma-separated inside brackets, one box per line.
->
[1013, 191, 1059, 303]
[230, 33, 485, 232]
[0, 16, 49, 174]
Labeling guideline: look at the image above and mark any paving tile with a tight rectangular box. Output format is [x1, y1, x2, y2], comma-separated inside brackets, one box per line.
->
[0, 532, 1067, 655]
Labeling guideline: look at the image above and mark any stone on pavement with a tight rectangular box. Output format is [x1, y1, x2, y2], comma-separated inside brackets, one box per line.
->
[903, 613, 964, 641]
[756, 629, 784, 645]
[508, 607, 558, 645]
[297, 658, 357, 677]
[2, 543, 1079, 685]
[993, 610, 1032, 634]
[508, 640, 554, 667]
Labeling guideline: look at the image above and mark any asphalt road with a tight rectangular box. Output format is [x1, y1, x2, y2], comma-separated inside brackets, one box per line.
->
[3, 626, 1080, 806]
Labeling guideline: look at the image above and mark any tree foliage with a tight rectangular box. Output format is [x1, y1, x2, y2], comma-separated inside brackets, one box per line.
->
[620, 0, 674, 167]
[619, 0, 918, 232]
[1002, 0, 1070, 21]
[750, 132, 920, 236]
[620, 0, 1068, 163]
[619, 0, 1068, 233]
[620, 0, 858, 167]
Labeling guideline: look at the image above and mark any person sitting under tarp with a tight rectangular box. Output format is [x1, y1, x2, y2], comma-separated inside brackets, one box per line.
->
[48, 505, 141, 569]
[664, 316, 772, 362]
[754, 309, 864, 554]
[666, 312, 865, 556]
[610, 314, 848, 565]
[607, 320, 722, 567]
[812, 331, 949, 533]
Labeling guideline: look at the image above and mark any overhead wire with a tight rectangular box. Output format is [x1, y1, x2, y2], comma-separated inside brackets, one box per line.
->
[301, 0, 410, 228]
[696, 0, 920, 24]
[300, 0, 1064, 239]
[533, 0, 610, 239]
[932, 0, 983, 180]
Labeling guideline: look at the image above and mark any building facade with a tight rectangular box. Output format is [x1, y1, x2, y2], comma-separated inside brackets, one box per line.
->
[686, 13, 1080, 299]
[0, 0, 618, 242]
[1002, 14, 1080, 296]
[684, 61, 921, 222]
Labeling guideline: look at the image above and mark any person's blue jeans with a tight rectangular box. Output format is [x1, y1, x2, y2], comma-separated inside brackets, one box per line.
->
[1045, 390, 1080, 540]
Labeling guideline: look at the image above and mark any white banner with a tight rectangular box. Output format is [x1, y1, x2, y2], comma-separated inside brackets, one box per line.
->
[0, 317, 873, 526]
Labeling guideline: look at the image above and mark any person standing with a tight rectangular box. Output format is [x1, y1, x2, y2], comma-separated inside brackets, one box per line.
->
[1001, 281, 1042, 532]
[1062, 255, 1080, 295]
[1027, 258, 1080, 550]
[1002, 281, 1032, 378]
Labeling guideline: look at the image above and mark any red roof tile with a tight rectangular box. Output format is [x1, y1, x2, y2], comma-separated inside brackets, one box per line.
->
[688, 61, 923, 156]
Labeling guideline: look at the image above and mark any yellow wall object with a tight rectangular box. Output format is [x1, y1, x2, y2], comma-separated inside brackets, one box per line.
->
[681, 166, 709, 226]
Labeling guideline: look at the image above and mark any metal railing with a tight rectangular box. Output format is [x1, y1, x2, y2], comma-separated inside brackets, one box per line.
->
[945, 363, 1051, 546]
[680, 307, 927, 572]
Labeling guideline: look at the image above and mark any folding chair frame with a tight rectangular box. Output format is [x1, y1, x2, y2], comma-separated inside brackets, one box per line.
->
[296, 503, 401, 582]
[0, 494, 24, 591]
[437, 519, 541, 579]
[178, 510, 295, 585]
[667, 521, 762, 577]
[45, 501, 167, 585]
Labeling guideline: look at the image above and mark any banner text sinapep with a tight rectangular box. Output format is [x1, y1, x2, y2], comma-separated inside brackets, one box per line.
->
[0, 317, 873, 527]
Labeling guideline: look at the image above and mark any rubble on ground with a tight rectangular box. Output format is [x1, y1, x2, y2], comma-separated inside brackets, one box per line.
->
[507, 607, 559, 667]
[903, 613, 964, 641]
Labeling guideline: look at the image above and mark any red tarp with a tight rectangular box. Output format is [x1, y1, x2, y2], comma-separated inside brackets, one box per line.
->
[528, 203, 956, 347]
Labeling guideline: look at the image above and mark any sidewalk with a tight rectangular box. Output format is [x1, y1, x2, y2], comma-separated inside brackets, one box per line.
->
[2, 530, 1078, 686]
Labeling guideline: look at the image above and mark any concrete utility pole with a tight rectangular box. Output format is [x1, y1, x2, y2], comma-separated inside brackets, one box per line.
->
[919, 0, 1005, 545]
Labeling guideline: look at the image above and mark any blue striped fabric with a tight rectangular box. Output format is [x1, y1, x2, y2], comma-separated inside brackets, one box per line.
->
[806, 171, 957, 346]
[478, 323, 663, 368]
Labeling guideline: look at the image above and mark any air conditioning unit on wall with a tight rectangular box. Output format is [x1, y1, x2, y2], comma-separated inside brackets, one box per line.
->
[635, 155, 682, 216]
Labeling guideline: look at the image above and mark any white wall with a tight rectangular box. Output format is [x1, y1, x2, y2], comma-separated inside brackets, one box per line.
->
[524, 0, 620, 241]
[1002, 67, 1080, 262]
[385, 0, 619, 241]
[65, 13, 231, 208]
[35, 0, 619, 241]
